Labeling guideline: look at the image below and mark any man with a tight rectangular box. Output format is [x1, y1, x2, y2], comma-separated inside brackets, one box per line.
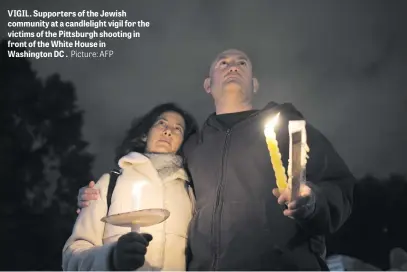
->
[78, 49, 355, 270]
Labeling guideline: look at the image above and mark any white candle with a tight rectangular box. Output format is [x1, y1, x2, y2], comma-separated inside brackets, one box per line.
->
[132, 181, 148, 211]
[131, 181, 148, 232]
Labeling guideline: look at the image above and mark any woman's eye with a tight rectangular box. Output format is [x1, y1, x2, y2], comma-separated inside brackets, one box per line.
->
[239, 61, 246, 66]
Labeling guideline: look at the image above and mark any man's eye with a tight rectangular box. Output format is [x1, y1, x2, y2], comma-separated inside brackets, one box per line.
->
[239, 61, 246, 66]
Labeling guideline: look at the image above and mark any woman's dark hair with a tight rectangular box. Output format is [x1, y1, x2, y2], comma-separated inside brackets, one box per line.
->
[114, 103, 198, 163]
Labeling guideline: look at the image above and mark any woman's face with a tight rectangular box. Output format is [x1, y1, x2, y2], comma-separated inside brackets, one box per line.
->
[145, 111, 186, 154]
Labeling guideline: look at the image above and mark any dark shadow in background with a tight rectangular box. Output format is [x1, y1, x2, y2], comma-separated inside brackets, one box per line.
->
[0, 40, 94, 270]
[327, 174, 407, 270]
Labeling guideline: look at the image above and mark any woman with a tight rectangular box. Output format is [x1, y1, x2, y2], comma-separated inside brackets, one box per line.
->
[62, 103, 198, 271]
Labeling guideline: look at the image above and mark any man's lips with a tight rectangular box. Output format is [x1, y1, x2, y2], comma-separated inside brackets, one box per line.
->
[225, 73, 241, 79]
[224, 74, 242, 81]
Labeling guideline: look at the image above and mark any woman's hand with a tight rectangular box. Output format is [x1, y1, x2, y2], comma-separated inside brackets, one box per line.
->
[110, 232, 153, 270]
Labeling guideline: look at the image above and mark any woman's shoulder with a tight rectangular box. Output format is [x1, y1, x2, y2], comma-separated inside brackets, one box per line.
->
[117, 152, 150, 168]
[94, 173, 111, 192]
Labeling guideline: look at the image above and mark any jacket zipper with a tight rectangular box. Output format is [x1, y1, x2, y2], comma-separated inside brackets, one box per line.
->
[211, 128, 231, 270]
[207, 110, 263, 269]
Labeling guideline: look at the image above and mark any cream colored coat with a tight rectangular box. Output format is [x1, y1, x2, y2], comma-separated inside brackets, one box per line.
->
[62, 152, 195, 271]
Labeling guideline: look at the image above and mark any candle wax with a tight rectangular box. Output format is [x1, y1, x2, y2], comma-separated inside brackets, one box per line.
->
[266, 137, 288, 191]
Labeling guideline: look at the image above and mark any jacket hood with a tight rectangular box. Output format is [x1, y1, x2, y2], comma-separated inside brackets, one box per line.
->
[204, 101, 305, 129]
[118, 152, 150, 168]
[118, 152, 189, 182]
[262, 101, 305, 119]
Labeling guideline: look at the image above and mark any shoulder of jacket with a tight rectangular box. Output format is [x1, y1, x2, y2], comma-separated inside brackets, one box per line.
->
[118, 152, 149, 168]
[262, 102, 305, 121]
[182, 131, 199, 158]
[94, 173, 111, 195]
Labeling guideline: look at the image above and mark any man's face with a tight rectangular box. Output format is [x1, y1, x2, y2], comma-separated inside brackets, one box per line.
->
[205, 49, 255, 102]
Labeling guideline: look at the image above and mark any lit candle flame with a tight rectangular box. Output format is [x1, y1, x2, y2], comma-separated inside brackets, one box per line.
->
[264, 112, 280, 138]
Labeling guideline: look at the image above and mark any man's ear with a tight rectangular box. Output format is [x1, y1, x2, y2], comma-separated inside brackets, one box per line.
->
[204, 77, 211, 94]
[252, 77, 259, 93]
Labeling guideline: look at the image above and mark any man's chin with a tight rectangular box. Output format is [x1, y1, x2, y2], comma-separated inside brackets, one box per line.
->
[222, 81, 242, 92]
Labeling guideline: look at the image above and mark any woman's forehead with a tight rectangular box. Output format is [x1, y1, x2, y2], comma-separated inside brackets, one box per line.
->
[158, 111, 185, 126]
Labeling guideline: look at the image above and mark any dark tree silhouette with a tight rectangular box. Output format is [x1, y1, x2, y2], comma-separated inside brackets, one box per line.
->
[326, 174, 407, 270]
[0, 40, 94, 270]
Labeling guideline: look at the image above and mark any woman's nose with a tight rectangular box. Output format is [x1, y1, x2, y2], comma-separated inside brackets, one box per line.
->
[163, 128, 172, 136]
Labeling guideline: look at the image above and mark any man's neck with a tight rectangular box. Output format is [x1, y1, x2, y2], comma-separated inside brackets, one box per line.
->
[215, 102, 253, 115]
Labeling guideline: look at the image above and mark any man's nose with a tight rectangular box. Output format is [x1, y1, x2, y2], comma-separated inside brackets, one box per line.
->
[228, 64, 239, 72]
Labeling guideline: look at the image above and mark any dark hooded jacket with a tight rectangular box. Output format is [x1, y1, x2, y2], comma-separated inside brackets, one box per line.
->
[183, 102, 355, 271]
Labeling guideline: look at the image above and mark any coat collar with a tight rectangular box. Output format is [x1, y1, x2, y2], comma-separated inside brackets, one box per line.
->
[118, 152, 189, 183]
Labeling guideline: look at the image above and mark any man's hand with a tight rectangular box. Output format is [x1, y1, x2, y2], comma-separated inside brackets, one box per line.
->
[272, 183, 316, 219]
[76, 180, 100, 214]
[110, 232, 153, 271]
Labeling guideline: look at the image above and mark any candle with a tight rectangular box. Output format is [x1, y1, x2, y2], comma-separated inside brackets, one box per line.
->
[131, 181, 148, 232]
[264, 113, 288, 191]
[132, 181, 148, 211]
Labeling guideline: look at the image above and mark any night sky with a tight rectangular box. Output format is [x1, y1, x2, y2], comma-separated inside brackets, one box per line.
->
[1, 0, 406, 179]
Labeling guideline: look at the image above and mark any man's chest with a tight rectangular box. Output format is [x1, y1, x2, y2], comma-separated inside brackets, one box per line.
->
[186, 127, 290, 200]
